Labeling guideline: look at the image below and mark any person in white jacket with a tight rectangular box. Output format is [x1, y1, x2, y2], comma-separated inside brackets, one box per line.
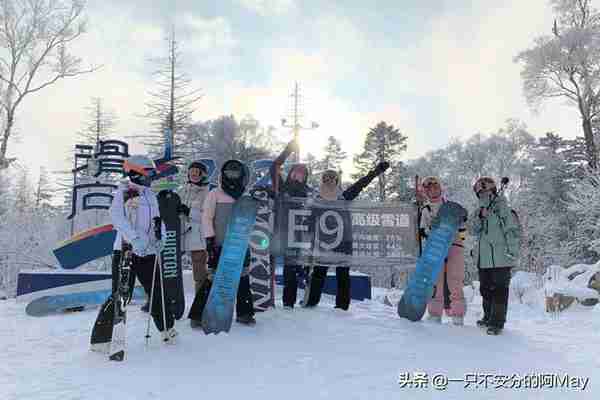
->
[177, 161, 211, 295]
[110, 155, 177, 344]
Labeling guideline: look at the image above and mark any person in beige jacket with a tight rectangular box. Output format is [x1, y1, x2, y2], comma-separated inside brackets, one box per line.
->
[178, 161, 211, 294]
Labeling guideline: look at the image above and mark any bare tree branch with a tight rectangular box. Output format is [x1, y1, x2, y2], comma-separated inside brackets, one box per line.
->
[0, 0, 95, 169]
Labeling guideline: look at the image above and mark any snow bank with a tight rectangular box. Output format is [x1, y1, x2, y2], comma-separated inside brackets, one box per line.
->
[544, 263, 600, 301]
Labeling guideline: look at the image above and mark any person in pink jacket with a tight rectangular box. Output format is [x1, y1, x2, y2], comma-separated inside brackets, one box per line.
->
[417, 176, 467, 325]
[187, 159, 255, 327]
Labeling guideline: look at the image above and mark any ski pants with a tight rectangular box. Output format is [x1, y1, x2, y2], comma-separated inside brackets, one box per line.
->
[187, 247, 254, 321]
[191, 250, 209, 293]
[283, 264, 303, 307]
[306, 266, 351, 310]
[478, 267, 511, 329]
[427, 245, 465, 317]
[131, 254, 174, 332]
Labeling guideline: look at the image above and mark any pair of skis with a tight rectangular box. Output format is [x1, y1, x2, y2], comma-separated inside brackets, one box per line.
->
[108, 245, 133, 361]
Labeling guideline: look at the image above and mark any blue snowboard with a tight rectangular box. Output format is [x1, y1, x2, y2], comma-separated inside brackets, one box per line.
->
[201, 196, 257, 334]
[25, 287, 145, 317]
[397, 201, 466, 322]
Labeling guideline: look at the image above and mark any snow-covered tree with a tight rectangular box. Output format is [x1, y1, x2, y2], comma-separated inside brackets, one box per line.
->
[515, 0, 600, 168]
[316, 136, 347, 178]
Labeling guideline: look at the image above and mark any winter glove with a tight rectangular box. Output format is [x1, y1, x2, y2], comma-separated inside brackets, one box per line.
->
[206, 237, 218, 268]
[374, 161, 390, 175]
[478, 207, 489, 220]
[153, 217, 162, 241]
[153, 239, 165, 253]
[178, 203, 191, 217]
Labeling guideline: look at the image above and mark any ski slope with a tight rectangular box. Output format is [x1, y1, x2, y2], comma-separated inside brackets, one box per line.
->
[1, 288, 599, 400]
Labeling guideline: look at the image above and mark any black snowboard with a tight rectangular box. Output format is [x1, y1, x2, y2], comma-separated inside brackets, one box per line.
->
[157, 190, 185, 320]
[90, 250, 135, 351]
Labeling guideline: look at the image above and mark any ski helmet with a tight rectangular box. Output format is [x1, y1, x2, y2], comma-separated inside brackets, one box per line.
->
[422, 176, 441, 189]
[473, 176, 497, 197]
[284, 163, 310, 197]
[221, 159, 249, 199]
[286, 163, 309, 185]
[123, 155, 156, 187]
[187, 160, 209, 186]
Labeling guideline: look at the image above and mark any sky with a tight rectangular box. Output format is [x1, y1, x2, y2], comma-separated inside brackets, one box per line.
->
[10, 0, 584, 183]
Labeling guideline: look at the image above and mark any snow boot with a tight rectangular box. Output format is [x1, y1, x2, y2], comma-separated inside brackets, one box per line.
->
[190, 319, 203, 329]
[427, 315, 442, 323]
[236, 314, 256, 325]
[486, 326, 502, 335]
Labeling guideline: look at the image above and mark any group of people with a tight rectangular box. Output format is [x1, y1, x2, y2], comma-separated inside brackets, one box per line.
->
[416, 175, 521, 335]
[108, 138, 521, 345]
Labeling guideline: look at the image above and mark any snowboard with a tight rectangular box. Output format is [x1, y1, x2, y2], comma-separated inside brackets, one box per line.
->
[397, 201, 466, 322]
[109, 246, 134, 361]
[249, 181, 275, 311]
[25, 287, 145, 317]
[157, 190, 185, 320]
[201, 196, 258, 334]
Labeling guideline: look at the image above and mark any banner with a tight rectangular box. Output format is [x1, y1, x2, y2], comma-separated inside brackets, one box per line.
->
[272, 197, 418, 268]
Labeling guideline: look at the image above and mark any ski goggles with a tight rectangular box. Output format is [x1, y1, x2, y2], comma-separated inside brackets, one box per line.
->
[473, 177, 496, 194]
[422, 177, 441, 188]
[223, 168, 242, 179]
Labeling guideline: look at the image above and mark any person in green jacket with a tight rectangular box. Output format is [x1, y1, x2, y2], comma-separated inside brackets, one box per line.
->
[470, 177, 521, 335]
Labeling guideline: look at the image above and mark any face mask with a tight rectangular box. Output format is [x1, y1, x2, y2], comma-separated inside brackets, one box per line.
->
[478, 191, 492, 207]
[221, 161, 247, 199]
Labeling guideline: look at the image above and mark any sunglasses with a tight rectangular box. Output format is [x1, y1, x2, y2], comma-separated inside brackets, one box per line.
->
[223, 169, 242, 179]
[423, 181, 440, 188]
[322, 174, 338, 182]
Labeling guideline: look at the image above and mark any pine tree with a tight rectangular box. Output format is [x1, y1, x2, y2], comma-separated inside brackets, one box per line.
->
[352, 121, 408, 201]
[35, 167, 56, 213]
[137, 28, 203, 163]
[54, 97, 118, 217]
[14, 167, 33, 214]
[77, 98, 117, 145]
[316, 136, 347, 179]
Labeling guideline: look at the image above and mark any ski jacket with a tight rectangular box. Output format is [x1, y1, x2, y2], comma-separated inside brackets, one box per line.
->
[178, 183, 209, 252]
[420, 199, 466, 247]
[201, 187, 235, 246]
[110, 182, 162, 256]
[469, 194, 520, 269]
[201, 187, 250, 275]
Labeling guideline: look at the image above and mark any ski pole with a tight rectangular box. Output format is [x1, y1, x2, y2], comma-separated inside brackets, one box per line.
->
[157, 250, 169, 340]
[145, 254, 159, 346]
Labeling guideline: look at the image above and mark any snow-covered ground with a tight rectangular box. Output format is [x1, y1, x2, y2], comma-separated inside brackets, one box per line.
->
[2, 288, 599, 400]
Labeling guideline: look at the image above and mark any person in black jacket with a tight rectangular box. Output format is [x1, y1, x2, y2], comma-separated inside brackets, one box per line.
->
[305, 161, 390, 310]
[269, 139, 319, 309]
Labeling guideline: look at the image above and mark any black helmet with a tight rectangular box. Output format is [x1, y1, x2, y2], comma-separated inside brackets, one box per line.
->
[221, 159, 249, 199]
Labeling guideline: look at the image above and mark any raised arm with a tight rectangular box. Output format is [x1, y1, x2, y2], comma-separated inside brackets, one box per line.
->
[342, 161, 390, 201]
[271, 139, 298, 194]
